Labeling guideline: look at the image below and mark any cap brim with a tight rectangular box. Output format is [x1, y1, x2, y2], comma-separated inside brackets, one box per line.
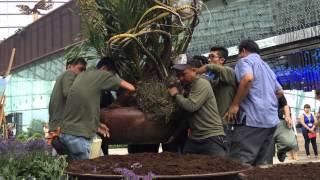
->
[172, 64, 190, 71]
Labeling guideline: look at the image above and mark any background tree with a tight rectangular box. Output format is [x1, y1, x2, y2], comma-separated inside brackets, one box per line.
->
[27, 119, 45, 138]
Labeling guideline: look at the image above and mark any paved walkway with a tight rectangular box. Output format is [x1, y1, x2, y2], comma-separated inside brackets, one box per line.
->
[273, 131, 320, 164]
[109, 144, 164, 155]
[109, 148, 128, 155]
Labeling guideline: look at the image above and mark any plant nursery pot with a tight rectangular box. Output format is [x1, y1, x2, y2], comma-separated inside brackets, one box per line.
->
[100, 107, 176, 144]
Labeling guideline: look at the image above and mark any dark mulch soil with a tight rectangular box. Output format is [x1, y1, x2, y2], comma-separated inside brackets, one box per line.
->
[67, 152, 248, 176]
[241, 162, 320, 180]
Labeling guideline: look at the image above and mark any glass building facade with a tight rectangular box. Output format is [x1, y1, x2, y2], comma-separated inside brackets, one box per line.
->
[188, 0, 320, 55]
[186, 0, 320, 120]
[4, 53, 65, 130]
[285, 90, 319, 121]
[4, 51, 98, 131]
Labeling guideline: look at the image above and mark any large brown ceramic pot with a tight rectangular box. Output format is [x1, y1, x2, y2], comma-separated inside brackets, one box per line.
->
[100, 107, 176, 144]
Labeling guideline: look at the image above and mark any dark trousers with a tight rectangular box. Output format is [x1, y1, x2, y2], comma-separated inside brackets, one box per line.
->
[224, 124, 234, 154]
[183, 136, 227, 156]
[51, 137, 69, 156]
[128, 144, 159, 153]
[302, 130, 318, 156]
[162, 130, 188, 153]
[230, 125, 276, 166]
[101, 138, 109, 155]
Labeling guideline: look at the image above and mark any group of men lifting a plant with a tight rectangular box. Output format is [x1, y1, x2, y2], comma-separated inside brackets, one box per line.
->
[48, 39, 297, 165]
[167, 39, 297, 165]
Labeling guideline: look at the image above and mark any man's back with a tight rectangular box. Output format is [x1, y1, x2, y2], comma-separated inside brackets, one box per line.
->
[61, 67, 121, 138]
[235, 53, 281, 128]
[49, 71, 76, 131]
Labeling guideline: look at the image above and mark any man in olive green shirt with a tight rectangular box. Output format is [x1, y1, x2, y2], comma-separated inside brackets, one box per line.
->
[168, 59, 226, 156]
[59, 57, 135, 160]
[48, 58, 87, 140]
[196, 47, 237, 152]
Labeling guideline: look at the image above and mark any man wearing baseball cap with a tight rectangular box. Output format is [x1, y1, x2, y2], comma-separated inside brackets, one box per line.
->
[168, 56, 226, 156]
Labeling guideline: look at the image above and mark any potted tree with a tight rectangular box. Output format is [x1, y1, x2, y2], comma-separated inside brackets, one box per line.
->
[68, 0, 201, 144]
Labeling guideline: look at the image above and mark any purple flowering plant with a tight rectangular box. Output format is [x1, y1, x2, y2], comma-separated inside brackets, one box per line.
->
[0, 138, 49, 157]
[114, 167, 155, 180]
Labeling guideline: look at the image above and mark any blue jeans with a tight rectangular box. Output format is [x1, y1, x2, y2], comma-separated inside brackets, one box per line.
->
[59, 133, 91, 160]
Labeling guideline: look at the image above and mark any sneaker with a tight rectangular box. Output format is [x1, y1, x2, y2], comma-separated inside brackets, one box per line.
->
[307, 155, 311, 159]
[315, 156, 318, 159]
[277, 151, 286, 162]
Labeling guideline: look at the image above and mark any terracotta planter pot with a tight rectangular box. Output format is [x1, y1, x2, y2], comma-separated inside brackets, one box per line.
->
[100, 107, 175, 144]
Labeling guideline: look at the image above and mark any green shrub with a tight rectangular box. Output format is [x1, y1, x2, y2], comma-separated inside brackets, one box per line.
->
[27, 119, 45, 137]
[0, 139, 68, 179]
[31, 132, 43, 140]
[16, 134, 28, 143]
[0, 152, 68, 179]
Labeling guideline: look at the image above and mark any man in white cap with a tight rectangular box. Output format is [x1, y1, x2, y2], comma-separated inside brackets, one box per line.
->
[168, 57, 226, 156]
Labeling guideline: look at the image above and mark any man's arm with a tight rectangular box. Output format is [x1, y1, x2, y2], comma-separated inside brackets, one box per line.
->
[207, 64, 236, 86]
[119, 80, 135, 92]
[278, 95, 292, 128]
[62, 72, 76, 97]
[276, 89, 284, 98]
[168, 80, 210, 112]
[283, 105, 292, 128]
[196, 65, 208, 74]
[275, 79, 284, 98]
[101, 71, 135, 92]
[97, 123, 110, 138]
[224, 73, 253, 120]
[196, 64, 236, 86]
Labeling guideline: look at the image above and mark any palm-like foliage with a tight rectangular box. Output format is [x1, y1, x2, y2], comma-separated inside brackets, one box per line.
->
[76, 0, 200, 82]
[74, 0, 201, 119]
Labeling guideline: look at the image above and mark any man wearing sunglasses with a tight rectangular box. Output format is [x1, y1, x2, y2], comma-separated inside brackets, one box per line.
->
[195, 47, 237, 153]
